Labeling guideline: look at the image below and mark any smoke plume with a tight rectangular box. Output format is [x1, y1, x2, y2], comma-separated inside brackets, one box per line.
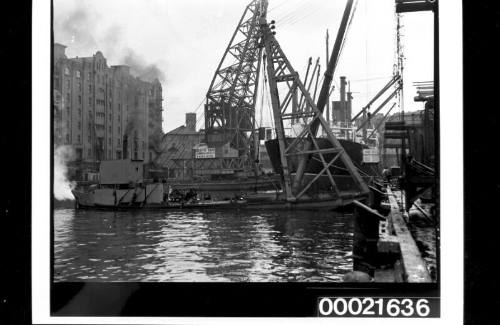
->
[55, 2, 166, 83]
[122, 49, 166, 82]
[54, 145, 77, 201]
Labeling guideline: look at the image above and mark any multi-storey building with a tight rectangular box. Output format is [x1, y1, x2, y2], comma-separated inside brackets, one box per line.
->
[53, 43, 164, 165]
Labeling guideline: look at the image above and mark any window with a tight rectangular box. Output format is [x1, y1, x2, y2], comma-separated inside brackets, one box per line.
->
[76, 70, 81, 78]
[78, 108, 81, 116]
[78, 95, 82, 104]
[88, 72, 91, 80]
[88, 123, 91, 131]
[108, 150, 112, 158]
[78, 121, 81, 130]
[109, 125, 112, 132]
[66, 80, 70, 88]
[88, 148, 92, 157]
[116, 151, 122, 159]
[66, 134, 70, 143]
[88, 84, 91, 92]
[118, 126, 121, 134]
[77, 135, 81, 143]
[89, 97, 92, 105]
[118, 138, 121, 145]
[108, 138, 111, 145]
[64, 67, 70, 75]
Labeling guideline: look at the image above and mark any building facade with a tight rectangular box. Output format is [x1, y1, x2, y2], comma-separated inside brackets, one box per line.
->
[53, 43, 164, 165]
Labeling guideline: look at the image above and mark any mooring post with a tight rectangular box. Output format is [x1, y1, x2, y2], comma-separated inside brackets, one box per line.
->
[353, 205, 381, 277]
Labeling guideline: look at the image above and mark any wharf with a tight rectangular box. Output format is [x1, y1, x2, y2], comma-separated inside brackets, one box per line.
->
[375, 186, 432, 282]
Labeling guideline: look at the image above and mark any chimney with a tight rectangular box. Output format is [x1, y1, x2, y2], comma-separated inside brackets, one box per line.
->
[340, 76, 347, 102]
[346, 81, 353, 121]
[186, 113, 196, 131]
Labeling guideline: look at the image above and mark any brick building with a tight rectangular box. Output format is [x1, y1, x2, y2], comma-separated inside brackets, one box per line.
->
[53, 43, 164, 165]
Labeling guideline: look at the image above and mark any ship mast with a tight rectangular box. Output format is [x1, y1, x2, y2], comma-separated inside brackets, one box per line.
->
[260, 0, 369, 201]
[203, 0, 369, 202]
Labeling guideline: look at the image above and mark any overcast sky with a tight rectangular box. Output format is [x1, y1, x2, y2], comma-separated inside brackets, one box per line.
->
[54, 0, 434, 133]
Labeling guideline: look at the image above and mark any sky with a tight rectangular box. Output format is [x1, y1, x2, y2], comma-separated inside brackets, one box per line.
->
[54, 0, 434, 133]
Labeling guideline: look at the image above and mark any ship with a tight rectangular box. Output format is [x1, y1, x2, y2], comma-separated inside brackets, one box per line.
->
[73, 0, 375, 211]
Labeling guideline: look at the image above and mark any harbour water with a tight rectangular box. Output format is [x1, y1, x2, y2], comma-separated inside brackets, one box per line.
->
[54, 208, 354, 282]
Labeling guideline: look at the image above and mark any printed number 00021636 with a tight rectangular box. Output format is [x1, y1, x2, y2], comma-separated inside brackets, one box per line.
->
[318, 297, 437, 317]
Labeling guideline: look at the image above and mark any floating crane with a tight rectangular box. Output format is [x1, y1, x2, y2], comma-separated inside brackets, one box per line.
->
[204, 0, 371, 208]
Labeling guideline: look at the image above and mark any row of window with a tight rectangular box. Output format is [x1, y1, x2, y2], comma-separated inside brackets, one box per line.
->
[64, 67, 82, 78]
[65, 135, 125, 151]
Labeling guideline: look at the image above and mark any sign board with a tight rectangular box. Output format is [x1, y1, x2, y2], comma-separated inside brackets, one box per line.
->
[363, 148, 380, 163]
[195, 147, 216, 159]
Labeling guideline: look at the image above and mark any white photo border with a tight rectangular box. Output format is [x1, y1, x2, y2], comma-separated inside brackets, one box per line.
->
[32, 0, 463, 323]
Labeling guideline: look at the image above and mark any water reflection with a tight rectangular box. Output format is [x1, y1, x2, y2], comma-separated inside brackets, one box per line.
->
[54, 208, 354, 282]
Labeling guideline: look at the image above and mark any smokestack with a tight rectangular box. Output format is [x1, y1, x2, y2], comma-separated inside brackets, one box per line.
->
[186, 113, 196, 131]
[340, 76, 347, 102]
[347, 81, 353, 121]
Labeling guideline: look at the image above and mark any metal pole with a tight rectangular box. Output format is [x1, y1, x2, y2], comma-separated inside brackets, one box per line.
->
[262, 24, 294, 201]
[367, 102, 396, 139]
[325, 29, 330, 122]
[351, 74, 400, 122]
[300, 57, 320, 113]
[294, 0, 365, 192]
[296, 57, 312, 123]
[312, 64, 321, 103]
[356, 86, 400, 132]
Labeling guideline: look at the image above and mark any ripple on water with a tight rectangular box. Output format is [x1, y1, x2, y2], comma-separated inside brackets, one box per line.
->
[53, 208, 354, 282]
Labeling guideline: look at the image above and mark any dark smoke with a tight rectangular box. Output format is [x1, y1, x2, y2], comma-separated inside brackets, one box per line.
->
[122, 49, 166, 83]
[55, 3, 166, 83]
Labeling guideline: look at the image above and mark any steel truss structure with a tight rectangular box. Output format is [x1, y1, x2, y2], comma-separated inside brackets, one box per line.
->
[204, 0, 267, 164]
[204, 0, 369, 203]
[260, 15, 369, 202]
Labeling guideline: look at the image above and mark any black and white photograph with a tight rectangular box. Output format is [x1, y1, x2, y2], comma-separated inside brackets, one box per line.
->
[30, 0, 462, 322]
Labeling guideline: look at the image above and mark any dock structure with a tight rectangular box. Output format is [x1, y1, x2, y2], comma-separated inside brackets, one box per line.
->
[376, 186, 432, 282]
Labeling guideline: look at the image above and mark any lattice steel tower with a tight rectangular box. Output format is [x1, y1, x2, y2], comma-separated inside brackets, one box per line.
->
[204, 0, 268, 167]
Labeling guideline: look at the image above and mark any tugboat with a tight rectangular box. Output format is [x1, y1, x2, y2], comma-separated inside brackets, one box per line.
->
[72, 159, 168, 209]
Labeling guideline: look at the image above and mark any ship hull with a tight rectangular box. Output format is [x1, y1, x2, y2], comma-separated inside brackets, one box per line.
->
[264, 138, 367, 176]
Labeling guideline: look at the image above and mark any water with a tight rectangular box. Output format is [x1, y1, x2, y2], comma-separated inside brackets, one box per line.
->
[54, 208, 354, 282]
